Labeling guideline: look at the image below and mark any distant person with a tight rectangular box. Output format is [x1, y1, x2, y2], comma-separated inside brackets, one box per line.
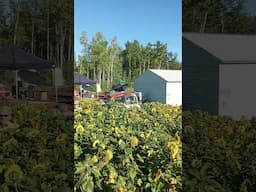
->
[27, 85, 35, 99]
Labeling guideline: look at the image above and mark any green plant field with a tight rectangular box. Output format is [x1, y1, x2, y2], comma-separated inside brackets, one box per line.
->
[0, 103, 73, 192]
[74, 100, 182, 192]
[183, 110, 256, 192]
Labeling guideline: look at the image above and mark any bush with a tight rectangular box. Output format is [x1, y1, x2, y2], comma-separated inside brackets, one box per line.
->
[74, 100, 182, 192]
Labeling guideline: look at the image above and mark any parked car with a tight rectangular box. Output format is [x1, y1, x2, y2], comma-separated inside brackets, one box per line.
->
[109, 92, 141, 109]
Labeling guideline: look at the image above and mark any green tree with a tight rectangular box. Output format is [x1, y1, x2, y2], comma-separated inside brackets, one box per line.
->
[90, 32, 108, 87]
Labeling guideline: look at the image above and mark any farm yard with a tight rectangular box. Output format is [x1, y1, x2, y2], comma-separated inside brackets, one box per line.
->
[1, 0, 256, 191]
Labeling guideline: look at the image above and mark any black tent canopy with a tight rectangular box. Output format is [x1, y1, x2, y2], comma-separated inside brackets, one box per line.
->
[18, 70, 49, 86]
[112, 84, 128, 92]
[0, 44, 54, 69]
[0, 44, 54, 99]
[74, 74, 96, 85]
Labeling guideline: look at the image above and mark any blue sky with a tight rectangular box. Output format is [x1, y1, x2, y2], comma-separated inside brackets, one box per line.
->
[75, 0, 182, 62]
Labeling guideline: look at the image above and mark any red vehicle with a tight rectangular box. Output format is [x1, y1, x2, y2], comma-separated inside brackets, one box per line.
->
[98, 92, 110, 100]
[108, 92, 141, 109]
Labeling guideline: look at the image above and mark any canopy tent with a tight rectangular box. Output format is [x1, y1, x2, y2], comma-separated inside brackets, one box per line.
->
[74, 74, 96, 85]
[18, 70, 50, 86]
[0, 44, 54, 99]
[0, 44, 53, 69]
[112, 84, 128, 92]
[74, 74, 96, 97]
[82, 84, 93, 90]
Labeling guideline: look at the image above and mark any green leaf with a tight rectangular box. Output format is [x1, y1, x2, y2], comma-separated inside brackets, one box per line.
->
[137, 178, 142, 186]
[83, 178, 94, 192]
[0, 164, 5, 173]
[136, 154, 144, 163]
[0, 184, 9, 192]
[145, 182, 151, 189]
[129, 167, 137, 182]
[91, 166, 101, 178]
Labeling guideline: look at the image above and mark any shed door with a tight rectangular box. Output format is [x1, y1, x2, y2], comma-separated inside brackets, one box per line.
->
[166, 82, 182, 105]
[219, 64, 256, 119]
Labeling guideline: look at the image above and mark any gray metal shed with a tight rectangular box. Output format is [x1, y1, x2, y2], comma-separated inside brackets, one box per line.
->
[134, 69, 182, 105]
[183, 33, 256, 118]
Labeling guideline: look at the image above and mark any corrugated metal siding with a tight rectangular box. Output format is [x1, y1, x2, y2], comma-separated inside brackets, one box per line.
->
[182, 38, 220, 114]
[135, 71, 166, 103]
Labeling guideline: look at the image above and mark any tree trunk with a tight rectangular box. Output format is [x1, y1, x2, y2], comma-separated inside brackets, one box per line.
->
[31, 21, 34, 54]
[93, 62, 96, 80]
[13, 0, 20, 45]
[50, 44, 52, 61]
[68, 25, 72, 63]
[102, 70, 105, 89]
[87, 61, 89, 78]
[60, 42, 64, 69]
[110, 60, 114, 87]
[60, 23, 66, 70]
[98, 69, 102, 85]
[47, 6, 50, 60]
[158, 60, 162, 69]
[221, 16, 225, 33]
[56, 43, 59, 67]
[56, 24, 59, 66]
[107, 59, 111, 89]
[128, 56, 132, 80]
[147, 57, 150, 70]
[41, 40, 43, 57]
[192, 7, 196, 31]
[200, 11, 208, 33]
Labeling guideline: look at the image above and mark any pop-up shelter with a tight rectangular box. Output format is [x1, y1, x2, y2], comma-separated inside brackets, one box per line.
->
[74, 74, 96, 96]
[0, 44, 54, 99]
[74, 74, 96, 85]
[18, 70, 49, 86]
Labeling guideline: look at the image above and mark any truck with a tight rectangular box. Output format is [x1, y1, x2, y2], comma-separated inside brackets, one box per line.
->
[99, 91, 141, 109]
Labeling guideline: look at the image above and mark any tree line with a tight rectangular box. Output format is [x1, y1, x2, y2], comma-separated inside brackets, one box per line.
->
[0, 0, 74, 84]
[75, 32, 181, 91]
[183, 0, 256, 33]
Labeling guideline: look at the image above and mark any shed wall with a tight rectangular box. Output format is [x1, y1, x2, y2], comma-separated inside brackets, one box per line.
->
[182, 38, 220, 114]
[166, 82, 182, 105]
[219, 64, 256, 118]
[134, 71, 166, 103]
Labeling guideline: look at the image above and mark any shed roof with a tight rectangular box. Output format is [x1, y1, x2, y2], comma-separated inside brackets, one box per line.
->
[149, 69, 182, 82]
[183, 33, 256, 63]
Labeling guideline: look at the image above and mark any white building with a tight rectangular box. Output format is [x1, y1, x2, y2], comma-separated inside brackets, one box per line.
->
[134, 69, 182, 105]
[183, 33, 256, 119]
